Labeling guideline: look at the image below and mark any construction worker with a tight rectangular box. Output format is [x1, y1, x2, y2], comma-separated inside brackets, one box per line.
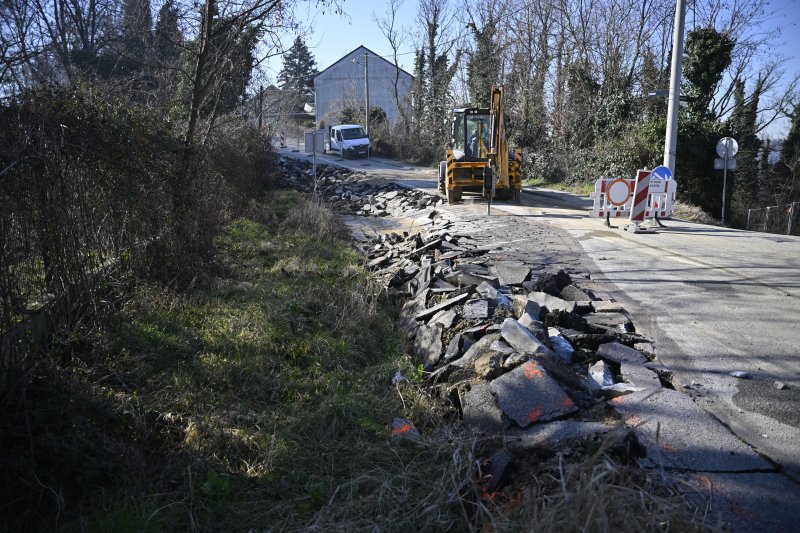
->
[469, 128, 479, 157]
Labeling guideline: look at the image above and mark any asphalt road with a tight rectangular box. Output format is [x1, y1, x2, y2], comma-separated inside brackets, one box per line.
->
[279, 144, 800, 482]
[510, 188, 800, 482]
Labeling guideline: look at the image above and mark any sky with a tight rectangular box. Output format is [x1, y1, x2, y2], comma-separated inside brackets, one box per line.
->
[265, 0, 419, 79]
[267, 0, 800, 138]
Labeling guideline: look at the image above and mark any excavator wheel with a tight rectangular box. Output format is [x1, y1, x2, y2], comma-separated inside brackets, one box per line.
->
[513, 188, 521, 203]
[438, 161, 447, 195]
[446, 185, 462, 204]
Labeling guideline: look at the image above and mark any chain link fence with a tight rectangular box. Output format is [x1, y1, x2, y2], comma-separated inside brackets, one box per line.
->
[746, 202, 800, 236]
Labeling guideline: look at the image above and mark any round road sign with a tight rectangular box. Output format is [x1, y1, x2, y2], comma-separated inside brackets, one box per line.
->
[607, 178, 631, 206]
[651, 165, 673, 180]
[716, 137, 739, 158]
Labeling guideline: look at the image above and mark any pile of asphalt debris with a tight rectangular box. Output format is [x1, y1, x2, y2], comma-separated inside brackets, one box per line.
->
[281, 157, 676, 486]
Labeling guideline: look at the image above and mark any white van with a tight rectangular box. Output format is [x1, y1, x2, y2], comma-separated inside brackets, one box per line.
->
[326, 124, 370, 158]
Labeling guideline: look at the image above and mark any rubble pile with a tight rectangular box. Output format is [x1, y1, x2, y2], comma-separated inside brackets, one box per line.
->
[278, 158, 443, 218]
[281, 157, 671, 470]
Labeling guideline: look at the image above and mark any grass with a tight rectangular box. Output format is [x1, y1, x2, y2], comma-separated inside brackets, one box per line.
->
[3, 189, 714, 532]
[522, 177, 595, 195]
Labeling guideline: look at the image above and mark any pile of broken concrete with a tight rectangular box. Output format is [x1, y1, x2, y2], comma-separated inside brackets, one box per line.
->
[279, 156, 670, 447]
[375, 223, 668, 448]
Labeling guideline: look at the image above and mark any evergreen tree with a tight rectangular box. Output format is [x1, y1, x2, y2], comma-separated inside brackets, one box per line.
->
[122, 0, 153, 56]
[466, 16, 498, 108]
[675, 26, 737, 219]
[775, 102, 800, 205]
[411, 49, 426, 133]
[277, 36, 318, 108]
[154, 0, 182, 62]
[178, 16, 260, 118]
[728, 78, 762, 225]
[416, 0, 460, 153]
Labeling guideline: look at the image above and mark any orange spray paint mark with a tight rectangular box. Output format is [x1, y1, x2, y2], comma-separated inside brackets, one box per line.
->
[523, 361, 543, 379]
[392, 423, 413, 435]
[528, 407, 544, 422]
[560, 397, 574, 409]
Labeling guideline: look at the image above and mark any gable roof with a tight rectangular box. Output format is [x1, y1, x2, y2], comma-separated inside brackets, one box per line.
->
[314, 45, 414, 80]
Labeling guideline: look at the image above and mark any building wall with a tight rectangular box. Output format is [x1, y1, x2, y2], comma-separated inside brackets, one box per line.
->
[314, 47, 413, 128]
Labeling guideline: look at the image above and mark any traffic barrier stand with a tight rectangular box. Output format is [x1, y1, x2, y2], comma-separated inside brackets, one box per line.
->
[590, 170, 677, 230]
[590, 177, 634, 227]
[624, 170, 653, 233]
[644, 178, 677, 227]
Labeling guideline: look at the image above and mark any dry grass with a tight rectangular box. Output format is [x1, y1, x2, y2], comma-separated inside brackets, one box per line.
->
[671, 201, 720, 225]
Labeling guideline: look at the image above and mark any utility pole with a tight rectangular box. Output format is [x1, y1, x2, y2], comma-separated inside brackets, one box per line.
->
[364, 53, 370, 135]
[353, 53, 371, 158]
[663, 0, 687, 171]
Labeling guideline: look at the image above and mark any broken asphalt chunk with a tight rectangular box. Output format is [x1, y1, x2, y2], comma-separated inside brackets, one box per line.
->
[463, 299, 491, 320]
[490, 360, 577, 427]
[500, 318, 555, 358]
[461, 382, 507, 433]
[527, 291, 577, 315]
[506, 421, 616, 452]
[414, 322, 444, 368]
[597, 342, 648, 365]
[391, 417, 421, 441]
[548, 328, 575, 364]
[414, 292, 470, 322]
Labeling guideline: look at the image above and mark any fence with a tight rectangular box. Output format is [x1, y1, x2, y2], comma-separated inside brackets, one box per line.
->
[746, 202, 800, 236]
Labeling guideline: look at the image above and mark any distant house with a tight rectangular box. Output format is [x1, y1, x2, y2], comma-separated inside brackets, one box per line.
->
[313, 45, 413, 128]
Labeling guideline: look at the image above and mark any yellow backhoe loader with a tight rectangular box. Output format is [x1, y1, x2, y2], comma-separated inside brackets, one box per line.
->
[438, 85, 522, 204]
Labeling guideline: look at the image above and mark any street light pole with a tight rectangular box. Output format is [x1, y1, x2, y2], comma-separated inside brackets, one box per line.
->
[663, 0, 687, 171]
[364, 53, 370, 158]
[352, 53, 371, 159]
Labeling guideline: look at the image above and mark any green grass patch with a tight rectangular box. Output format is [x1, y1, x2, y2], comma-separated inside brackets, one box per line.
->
[522, 177, 595, 195]
[50, 191, 474, 531]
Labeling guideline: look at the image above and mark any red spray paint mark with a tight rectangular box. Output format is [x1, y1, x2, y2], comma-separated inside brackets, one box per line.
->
[523, 362, 543, 379]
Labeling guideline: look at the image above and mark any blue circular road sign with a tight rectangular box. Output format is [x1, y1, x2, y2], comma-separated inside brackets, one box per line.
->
[651, 165, 673, 180]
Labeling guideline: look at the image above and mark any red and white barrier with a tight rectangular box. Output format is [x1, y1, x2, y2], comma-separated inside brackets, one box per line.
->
[590, 171, 677, 221]
[629, 170, 651, 222]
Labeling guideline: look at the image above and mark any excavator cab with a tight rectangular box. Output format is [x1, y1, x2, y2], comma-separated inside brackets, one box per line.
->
[438, 86, 522, 204]
[451, 110, 491, 160]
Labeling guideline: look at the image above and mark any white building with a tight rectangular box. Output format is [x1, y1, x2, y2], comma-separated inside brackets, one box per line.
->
[314, 45, 413, 128]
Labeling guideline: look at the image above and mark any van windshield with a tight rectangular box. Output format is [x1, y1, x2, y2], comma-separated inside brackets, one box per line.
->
[341, 127, 367, 140]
